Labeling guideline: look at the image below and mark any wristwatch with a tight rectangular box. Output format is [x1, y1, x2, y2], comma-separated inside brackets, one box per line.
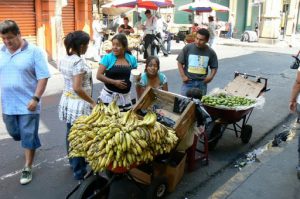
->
[32, 96, 40, 102]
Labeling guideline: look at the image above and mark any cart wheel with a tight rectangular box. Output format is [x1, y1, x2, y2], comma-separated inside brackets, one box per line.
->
[240, 125, 252, 144]
[75, 175, 109, 199]
[207, 123, 222, 151]
[146, 176, 168, 199]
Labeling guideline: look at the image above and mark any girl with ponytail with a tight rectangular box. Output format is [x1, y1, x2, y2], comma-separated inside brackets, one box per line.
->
[58, 30, 96, 181]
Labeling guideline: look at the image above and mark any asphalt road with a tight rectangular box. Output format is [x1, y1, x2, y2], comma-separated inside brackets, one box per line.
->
[0, 42, 297, 199]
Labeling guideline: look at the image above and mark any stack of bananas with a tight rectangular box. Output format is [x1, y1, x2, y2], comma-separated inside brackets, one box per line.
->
[68, 101, 178, 172]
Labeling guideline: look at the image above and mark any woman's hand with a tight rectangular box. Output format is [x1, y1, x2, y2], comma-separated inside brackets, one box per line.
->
[91, 101, 97, 108]
[113, 80, 127, 89]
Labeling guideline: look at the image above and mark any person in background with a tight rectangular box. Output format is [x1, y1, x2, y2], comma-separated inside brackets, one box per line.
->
[97, 34, 137, 111]
[142, 9, 158, 59]
[58, 31, 96, 182]
[207, 16, 217, 48]
[134, 13, 143, 34]
[226, 13, 235, 39]
[155, 13, 165, 40]
[177, 28, 218, 96]
[191, 23, 199, 33]
[118, 17, 134, 35]
[164, 15, 173, 54]
[0, 20, 50, 185]
[289, 60, 300, 179]
[136, 56, 168, 99]
[92, 14, 104, 62]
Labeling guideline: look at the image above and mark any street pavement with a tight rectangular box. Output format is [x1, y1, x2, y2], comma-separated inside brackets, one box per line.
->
[0, 39, 299, 199]
[189, 118, 300, 199]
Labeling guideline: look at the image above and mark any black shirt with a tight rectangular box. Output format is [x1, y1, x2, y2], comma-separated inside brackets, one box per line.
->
[119, 24, 132, 35]
[105, 64, 131, 93]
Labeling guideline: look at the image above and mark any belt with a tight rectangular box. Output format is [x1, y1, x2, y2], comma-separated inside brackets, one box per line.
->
[64, 91, 81, 99]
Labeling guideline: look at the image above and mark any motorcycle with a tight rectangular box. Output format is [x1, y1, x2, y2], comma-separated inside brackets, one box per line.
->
[143, 33, 168, 58]
[290, 52, 300, 69]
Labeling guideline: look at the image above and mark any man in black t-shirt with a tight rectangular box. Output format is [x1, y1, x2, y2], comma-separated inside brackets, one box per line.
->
[118, 17, 134, 35]
[177, 28, 218, 96]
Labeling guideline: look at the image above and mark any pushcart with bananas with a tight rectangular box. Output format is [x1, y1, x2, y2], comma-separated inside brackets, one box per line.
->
[66, 88, 197, 199]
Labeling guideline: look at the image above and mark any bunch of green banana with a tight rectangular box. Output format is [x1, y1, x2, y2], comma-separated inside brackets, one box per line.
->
[68, 101, 179, 172]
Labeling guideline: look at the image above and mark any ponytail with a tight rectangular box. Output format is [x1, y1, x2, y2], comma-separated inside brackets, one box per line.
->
[63, 31, 90, 56]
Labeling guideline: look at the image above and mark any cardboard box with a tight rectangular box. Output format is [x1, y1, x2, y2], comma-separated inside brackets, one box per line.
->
[133, 88, 196, 139]
[154, 152, 187, 192]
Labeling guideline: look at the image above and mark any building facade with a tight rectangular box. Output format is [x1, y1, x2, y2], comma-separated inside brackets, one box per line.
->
[0, 0, 92, 61]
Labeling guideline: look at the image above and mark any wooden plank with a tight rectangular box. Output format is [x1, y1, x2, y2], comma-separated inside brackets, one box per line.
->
[224, 76, 265, 98]
[133, 88, 195, 139]
[129, 168, 151, 185]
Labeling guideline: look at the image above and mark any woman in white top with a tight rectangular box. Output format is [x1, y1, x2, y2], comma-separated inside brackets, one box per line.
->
[58, 31, 96, 181]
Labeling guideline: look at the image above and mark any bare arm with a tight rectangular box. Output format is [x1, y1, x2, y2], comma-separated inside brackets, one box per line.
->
[73, 74, 96, 108]
[162, 83, 168, 91]
[136, 84, 145, 99]
[290, 71, 300, 112]
[177, 62, 190, 82]
[204, 68, 217, 84]
[97, 64, 127, 89]
[130, 27, 135, 33]
[27, 78, 49, 111]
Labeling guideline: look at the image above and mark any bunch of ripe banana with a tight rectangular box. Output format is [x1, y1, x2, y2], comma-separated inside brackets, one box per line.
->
[68, 101, 178, 172]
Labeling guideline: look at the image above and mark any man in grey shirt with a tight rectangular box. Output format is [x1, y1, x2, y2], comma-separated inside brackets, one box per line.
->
[177, 28, 218, 96]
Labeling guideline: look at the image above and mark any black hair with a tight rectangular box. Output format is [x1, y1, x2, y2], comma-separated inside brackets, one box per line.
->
[208, 16, 214, 21]
[145, 56, 160, 70]
[197, 28, 210, 41]
[64, 30, 90, 56]
[0, 20, 20, 35]
[193, 23, 199, 26]
[111, 33, 131, 54]
[145, 10, 151, 14]
[186, 88, 203, 100]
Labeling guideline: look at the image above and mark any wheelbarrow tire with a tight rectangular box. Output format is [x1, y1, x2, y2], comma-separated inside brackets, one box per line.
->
[75, 175, 109, 199]
[146, 176, 168, 199]
[208, 124, 222, 151]
[241, 125, 252, 144]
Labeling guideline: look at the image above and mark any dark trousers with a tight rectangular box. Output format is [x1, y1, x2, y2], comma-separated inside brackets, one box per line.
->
[143, 34, 156, 59]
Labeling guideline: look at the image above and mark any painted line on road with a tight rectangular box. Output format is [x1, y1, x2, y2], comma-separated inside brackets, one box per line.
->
[0, 155, 68, 181]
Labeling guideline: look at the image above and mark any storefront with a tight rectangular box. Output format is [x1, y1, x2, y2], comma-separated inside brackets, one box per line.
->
[0, 0, 92, 61]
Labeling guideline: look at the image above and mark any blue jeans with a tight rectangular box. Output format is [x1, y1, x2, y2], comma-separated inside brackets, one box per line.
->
[164, 39, 171, 52]
[181, 80, 207, 96]
[66, 123, 87, 180]
[2, 114, 41, 149]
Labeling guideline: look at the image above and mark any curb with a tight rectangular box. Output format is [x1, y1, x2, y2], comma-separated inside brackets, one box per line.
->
[178, 113, 295, 198]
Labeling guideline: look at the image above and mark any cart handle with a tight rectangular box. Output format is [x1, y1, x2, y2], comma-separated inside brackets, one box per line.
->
[234, 71, 269, 93]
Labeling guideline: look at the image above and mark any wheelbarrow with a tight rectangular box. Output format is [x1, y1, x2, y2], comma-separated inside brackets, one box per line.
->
[203, 72, 269, 150]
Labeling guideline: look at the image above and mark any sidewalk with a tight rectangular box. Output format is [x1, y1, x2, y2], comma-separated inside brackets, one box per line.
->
[209, 120, 300, 199]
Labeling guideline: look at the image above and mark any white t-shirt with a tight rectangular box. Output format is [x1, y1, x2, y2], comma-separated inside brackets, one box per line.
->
[144, 16, 157, 34]
[92, 20, 103, 40]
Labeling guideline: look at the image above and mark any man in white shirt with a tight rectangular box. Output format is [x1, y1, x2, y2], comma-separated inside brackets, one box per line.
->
[142, 9, 157, 59]
[92, 14, 104, 61]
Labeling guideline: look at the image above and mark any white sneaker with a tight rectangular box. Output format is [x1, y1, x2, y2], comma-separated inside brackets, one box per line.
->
[20, 167, 32, 185]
